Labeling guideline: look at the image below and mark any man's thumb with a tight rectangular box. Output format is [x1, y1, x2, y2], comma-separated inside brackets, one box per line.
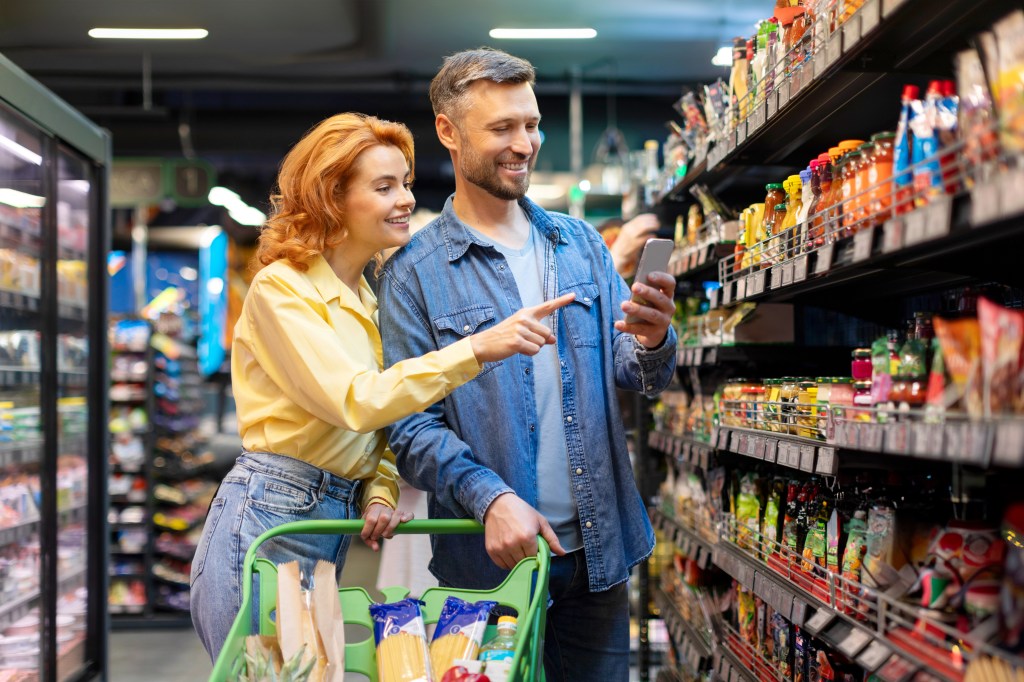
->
[538, 518, 567, 556]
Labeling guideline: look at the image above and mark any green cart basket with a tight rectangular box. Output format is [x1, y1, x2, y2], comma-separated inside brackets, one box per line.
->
[209, 519, 550, 682]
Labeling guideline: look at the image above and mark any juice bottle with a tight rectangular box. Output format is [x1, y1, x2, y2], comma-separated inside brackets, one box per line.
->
[796, 168, 813, 251]
[838, 151, 861, 237]
[806, 160, 823, 249]
[853, 142, 874, 231]
[782, 175, 802, 257]
[479, 616, 518, 663]
[868, 131, 896, 224]
[893, 85, 920, 215]
[813, 152, 834, 245]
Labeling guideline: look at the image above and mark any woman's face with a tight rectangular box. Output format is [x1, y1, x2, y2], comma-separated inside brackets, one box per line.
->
[342, 144, 415, 253]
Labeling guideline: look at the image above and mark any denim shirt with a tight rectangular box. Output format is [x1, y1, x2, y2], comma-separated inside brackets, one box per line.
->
[379, 196, 676, 592]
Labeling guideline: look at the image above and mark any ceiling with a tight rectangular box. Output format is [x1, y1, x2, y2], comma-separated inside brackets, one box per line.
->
[0, 0, 767, 214]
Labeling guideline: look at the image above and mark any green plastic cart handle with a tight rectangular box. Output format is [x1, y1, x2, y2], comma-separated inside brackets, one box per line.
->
[239, 519, 551, 609]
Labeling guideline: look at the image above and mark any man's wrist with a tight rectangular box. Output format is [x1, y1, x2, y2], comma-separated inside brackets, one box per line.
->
[365, 496, 395, 510]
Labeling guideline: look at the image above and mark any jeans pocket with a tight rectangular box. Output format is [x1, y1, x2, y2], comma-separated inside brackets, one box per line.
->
[246, 471, 318, 514]
[191, 497, 227, 584]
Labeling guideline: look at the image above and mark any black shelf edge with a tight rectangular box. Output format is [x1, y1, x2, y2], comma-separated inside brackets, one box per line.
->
[653, 587, 712, 661]
[649, 507, 715, 571]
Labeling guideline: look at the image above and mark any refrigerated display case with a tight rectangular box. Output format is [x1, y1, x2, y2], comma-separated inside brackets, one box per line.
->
[0, 53, 109, 680]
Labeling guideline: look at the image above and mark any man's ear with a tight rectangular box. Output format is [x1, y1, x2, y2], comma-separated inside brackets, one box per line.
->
[436, 114, 459, 153]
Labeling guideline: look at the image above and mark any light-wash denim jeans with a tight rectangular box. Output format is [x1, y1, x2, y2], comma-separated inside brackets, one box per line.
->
[189, 451, 362, 661]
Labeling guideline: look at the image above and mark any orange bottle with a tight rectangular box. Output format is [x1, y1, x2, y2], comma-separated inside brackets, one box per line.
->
[867, 132, 896, 225]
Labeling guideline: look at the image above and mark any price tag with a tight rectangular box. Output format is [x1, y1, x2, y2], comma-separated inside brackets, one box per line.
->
[882, 217, 904, 253]
[860, 0, 881, 35]
[838, 628, 872, 657]
[861, 423, 884, 451]
[910, 423, 944, 459]
[751, 269, 767, 295]
[694, 347, 704, 366]
[736, 276, 748, 300]
[1001, 168, 1024, 218]
[737, 122, 747, 145]
[746, 435, 760, 458]
[965, 422, 990, 465]
[777, 79, 791, 109]
[843, 14, 862, 52]
[826, 33, 842, 66]
[789, 443, 803, 468]
[804, 608, 835, 635]
[718, 428, 731, 450]
[706, 347, 718, 365]
[709, 288, 720, 309]
[764, 438, 778, 463]
[971, 180, 1002, 226]
[815, 446, 837, 475]
[698, 246, 708, 265]
[799, 444, 816, 472]
[852, 227, 874, 263]
[754, 437, 767, 459]
[857, 641, 892, 672]
[700, 448, 710, 470]
[792, 254, 809, 282]
[813, 243, 834, 274]
[781, 261, 794, 286]
[730, 432, 742, 454]
[771, 264, 784, 290]
[722, 282, 734, 306]
[767, 92, 778, 119]
[993, 420, 1024, 467]
[885, 422, 910, 454]
[877, 654, 919, 682]
[904, 208, 927, 246]
[925, 195, 952, 240]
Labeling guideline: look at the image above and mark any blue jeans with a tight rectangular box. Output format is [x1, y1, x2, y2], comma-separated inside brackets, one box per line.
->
[543, 549, 630, 682]
[189, 452, 362, 661]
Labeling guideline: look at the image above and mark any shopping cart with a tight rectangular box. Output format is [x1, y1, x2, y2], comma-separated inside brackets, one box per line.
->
[209, 519, 550, 681]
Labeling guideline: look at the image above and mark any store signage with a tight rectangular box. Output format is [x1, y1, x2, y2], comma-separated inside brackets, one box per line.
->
[111, 157, 216, 207]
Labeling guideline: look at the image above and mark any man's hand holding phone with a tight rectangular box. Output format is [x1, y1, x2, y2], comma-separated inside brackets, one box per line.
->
[614, 238, 677, 349]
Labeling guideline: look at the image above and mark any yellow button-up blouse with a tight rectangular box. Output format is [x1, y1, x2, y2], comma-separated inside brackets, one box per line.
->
[231, 254, 481, 509]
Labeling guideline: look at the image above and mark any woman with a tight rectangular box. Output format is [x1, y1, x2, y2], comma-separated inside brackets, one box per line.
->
[189, 112, 573, 660]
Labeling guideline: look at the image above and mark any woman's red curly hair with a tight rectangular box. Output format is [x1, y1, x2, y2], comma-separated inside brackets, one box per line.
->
[256, 112, 415, 271]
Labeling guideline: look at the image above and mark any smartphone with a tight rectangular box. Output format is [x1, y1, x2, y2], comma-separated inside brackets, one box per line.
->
[625, 238, 674, 324]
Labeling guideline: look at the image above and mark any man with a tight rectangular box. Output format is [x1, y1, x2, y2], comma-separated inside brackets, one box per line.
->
[378, 47, 677, 681]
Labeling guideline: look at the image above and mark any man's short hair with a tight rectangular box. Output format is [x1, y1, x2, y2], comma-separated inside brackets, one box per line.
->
[429, 47, 536, 121]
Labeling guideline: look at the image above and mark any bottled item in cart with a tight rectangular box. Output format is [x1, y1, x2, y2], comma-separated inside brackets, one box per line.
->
[867, 131, 896, 225]
[894, 84, 920, 214]
[478, 616, 517, 663]
[851, 348, 872, 380]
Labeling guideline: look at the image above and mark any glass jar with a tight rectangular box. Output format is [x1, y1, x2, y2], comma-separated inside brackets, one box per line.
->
[853, 379, 873, 421]
[851, 348, 872, 380]
[839, 151, 862, 237]
[853, 142, 874, 231]
[830, 377, 855, 407]
[742, 381, 766, 429]
[867, 132, 895, 226]
[764, 379, 783, 432]
[816, 377, 833, 435]
[722, 379, 746, 426]
[797, 380, 819, 439]
[889, 376, 910, 404]
[779, 377, 800, 434]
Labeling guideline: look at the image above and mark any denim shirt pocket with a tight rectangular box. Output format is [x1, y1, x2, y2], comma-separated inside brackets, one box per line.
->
[433, 305, 504, 377]
[558, 281, 600, 348]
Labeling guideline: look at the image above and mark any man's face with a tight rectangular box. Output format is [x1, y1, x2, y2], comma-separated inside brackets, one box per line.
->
[451, 80, 541, 200]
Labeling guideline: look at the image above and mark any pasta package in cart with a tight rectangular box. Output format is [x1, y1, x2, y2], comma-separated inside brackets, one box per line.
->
[429, 597, 497, 681]
[370, 598, 434, 682]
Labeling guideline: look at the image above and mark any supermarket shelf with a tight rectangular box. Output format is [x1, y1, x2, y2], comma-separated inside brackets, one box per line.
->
[669, 243, 734, 281]
[649, 431, 715, 471]
[0, 587, 39, 629]
[709, 190, 1024, 316]
[714, 425, 839, 476]
[660, 0, 1015, 201]
[653, 588, 711, 674]
[650, 507, 715, 570]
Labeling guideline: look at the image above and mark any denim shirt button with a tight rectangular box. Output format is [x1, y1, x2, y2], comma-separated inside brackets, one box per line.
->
[646, 385, 653, 391]
[463, 325, 471, 332]
[565, 416, 573, 423]
[525, 368, 531, 375]
[585, 521, 593, 529]
[575, 467, 583, 475]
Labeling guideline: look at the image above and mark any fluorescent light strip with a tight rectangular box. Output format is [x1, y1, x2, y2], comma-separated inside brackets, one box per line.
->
[0, 188, 46, 209]
[0, 135, 42, 166]
[88, 28, 208, 40]
[489, 28, 596, 39]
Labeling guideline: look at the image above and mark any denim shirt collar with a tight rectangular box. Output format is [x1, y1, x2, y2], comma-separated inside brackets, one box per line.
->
[438, 194, 568, 262]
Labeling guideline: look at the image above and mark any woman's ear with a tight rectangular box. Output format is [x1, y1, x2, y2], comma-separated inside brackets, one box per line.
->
[435, 114, 459, 153]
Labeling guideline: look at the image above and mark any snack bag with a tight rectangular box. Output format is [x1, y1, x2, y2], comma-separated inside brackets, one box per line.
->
[370, 599, 434, 682]
[933, 316, 983, 416]
[428, 597, 497, 681]
[993, 10, 1024, 153]
[978, 298, 1024, 417]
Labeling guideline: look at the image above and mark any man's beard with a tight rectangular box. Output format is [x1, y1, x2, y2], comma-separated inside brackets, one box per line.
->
[460, 143, 533, 201]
